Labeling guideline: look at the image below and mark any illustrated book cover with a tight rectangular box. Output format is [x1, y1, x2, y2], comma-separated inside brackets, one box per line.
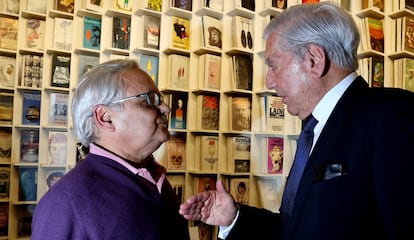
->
[256, 176, 285, 213]
[51, 54, 71, 88]
[229, 178, 249, 204]
[26, 19, 45, 50]
[115, 0, 133, 12]
[232, 55, 253, 90]
[266, 137, 284, 174]
[147, 0, 162, 12]
[45, 169, 65, 190]
[262, 95, 285, 133]
[205, 0, 223, 11]
[139, 54, 159, 85]
[21, 55, 43, 88]
[0, 17, 18, 50]
[0, 55, 16, 87]
[197, 95, 219, 130]
[143, 15, 160, 49]
[365, 17, 384, 53]
[403, 57, 414, 92]
[18, 167, 37, 201]
[201, 15, 222, 50]
[232, 16, 254, 50]
[227, 136, 250, 173]
[171, 0, 192, 11]
[47, 131, 67, 165]
[0, 130, 11, 161]
[53, 17, 73, 51]
[370, 57, 384, 88]
[168, 54, 190, 89]
[55, 0, 74, 13]
[168, 92, 188, 129]
[196, 175, 217, 193]
[83, 16, 101, 50]
[199, 135, 219, 171]
[230, 97, 251, 131]
[20, 130, 39, 163]
[78, 54, 99, 80]
[167, 134, 186, 170]
[171, 16, 191, 50]
[112, 16, 131, 50]
[0, 167, 10, 198]
[199, 54, 221, 90]
[49, 92, 69, 126]
[22, 92, 41, 125]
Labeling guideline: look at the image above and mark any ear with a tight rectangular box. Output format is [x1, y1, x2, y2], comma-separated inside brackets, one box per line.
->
[306, 44, 329, 77]
[93, 104, 115, 131]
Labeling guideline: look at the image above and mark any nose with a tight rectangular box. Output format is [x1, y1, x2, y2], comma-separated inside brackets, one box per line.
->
[158, 101, 171, 115]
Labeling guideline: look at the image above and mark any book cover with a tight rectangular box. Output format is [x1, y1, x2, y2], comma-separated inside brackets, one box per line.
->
[56, 0, 74, 13]
[371, 57, 384, 88]
[112, 16, 131, 50]
[53, 18, 73, 51]
[0, 130, 11, 161]
[0, 0, 19, 14]
[139, 54, 159, 85]
[84, 0, 103, 11]
[272, 0, 287, 9]
[169, 92, 188, 129]
[115, 0, 133, 12]
[147, 0, 162, 11]
[21, 55, 43, 88]
[171, 16, 191, 50]
[0, 93, 13, 123]
[172, 0, 192, 11]
[18, 167, 37, 201]
[241, 0, 255, 11]
[233, 16, 254, 50]
[166, 175, 185, 202]
[198, 95, 219, 130]
[196, 175, 216, 193]
[27, 0, 47, 13]
[230, 97, 251, 131]
[363, 0, 384, 12]
[199, 54, 221, 90]
[403, 57, 414, 92]
[167, 134, 186, 170]
[205, 0, 223, 11]
[256, 176, 284, 212]
[17, 205, 35, 237]
[228, 136, 250, 173]
[168, 54, 189, 89]
[51, 54, 71, 88]
[45, 169, 65, 189]
[263, 95, 285, 133]
[0, 56, 16, 87]
[0, 167, 10, 198]
[232, 55, 253, 90]
[266, 137, 284, 174]
[49, 92, 69, 126]
[20, 130, 39, 163]
[22, 92, 41, 125]
[143, 15, 160, 50]
[0, 17, 18, 50]
[78, 54, 99, 80]
[201, 15, 222, 50]
[0, 203, 8, 236]
[229, 178, 249, 204]
[48, 131, 67, 165]
[26, 19, 46, 50]
[200, 135, 219, 171]
[83, 16, 101, 50]
[366, 17, 384, 53]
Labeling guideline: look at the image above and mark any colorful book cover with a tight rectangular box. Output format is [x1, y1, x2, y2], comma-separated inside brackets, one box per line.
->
[167, 134, 186, 170]
[404, 58, 414, 92]
[49, 92, 69, 126]
[83, 16, 101, 50]
[115, 0, 133, 12]
[171, 16, 190, 50]
[51, 54, 71, 88]
[45, 169, 65, 190]
[20, 130, 39, 163]
[144, 15, 160, 49]
[56, 0, 74, 13]
[267, 137, 284, 174]
[0, 17, 18, 50]
[371, 57, 384, 88]
[140, 54, 159, 85]
[199, 95, 219, 130]
[230, 97, 251, 131]
[173, 0, 192, 11]
[112, 16, 131, 50]
[18, 167, 37, 201]
[229, 178, 249, 204]
[265, 95, 285, 133]
[147, 0, 162, 11]
[22, 92, 41, 125]
[169, 92, 188, 129]
[26, 19, 45, 50]
[197, 175, 216, 193]
[366, 17, 384, 53]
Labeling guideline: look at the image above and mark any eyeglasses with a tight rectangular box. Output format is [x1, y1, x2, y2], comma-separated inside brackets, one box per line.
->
[109, 91, 163, 107]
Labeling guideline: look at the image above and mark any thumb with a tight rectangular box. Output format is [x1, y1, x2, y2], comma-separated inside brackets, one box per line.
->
[216, 179, 228, 193]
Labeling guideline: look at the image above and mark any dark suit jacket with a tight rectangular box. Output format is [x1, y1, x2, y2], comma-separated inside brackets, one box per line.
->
[226, 77, 414, 240]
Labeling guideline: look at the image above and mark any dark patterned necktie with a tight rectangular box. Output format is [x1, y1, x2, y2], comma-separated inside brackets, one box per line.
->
[281, 114, 318, 216]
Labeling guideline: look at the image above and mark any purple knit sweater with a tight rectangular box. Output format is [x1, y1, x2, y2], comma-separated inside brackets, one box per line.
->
[31, 154, 190, 240]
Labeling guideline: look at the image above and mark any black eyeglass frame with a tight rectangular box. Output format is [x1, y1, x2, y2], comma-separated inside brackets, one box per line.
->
[109, 91, 163, 106]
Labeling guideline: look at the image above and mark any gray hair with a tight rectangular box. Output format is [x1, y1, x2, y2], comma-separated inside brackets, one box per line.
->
[263, 2, 359, 70]
[71, 59, 140, 146]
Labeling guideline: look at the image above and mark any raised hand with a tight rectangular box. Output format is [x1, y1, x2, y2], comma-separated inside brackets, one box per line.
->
[179, 179, 238, 226]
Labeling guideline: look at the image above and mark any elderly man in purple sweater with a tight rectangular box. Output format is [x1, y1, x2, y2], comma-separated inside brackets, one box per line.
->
[31, 59, 190, 239]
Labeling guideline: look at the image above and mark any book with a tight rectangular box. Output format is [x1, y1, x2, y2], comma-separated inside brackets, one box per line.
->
[171, 16, 191, 50]
[403, 57, 414, 92]
[168, 54, 190, 89]
[22, 92, 41, 125]
[0, 16, 18, 50]
[147, 0, 162, 11]
[205, 0, 223, 11]
[143, 15, 160, 50]
[256, 176, 284, 212]
[199, 135, 219, 171]
[84, 0, 103, 11]
[271, 0, 287, 9]
[115, 0, 133, 12]
[51, 54, 71, 88]
[49, 92, 69, 126]
[47, 131, 67, 165]
[112, 16, 131, 50]
[0, 203, 8, 236]
[172, 0, 192, 11]
[0, 167, 10, 198]
[27, 0, 47, 13]
[26, 19, 46, 50]
[83, 16, 101, 50]
[240, 0, 255, 11]
[370, 57, 384, 88]
[197, 95, 219, 130]
[201, 15, 222, 50]
[261, 95, 285, 133]
[45, 169, 65, 189]
[230, 97, 251, 131]
[139, 54, 159, 85]
[166, 174, 185, 202]
[56, 0, 74, 13]
[196, 175, 216, 193]
[17, 205, 35, 237]
[266, 137, 284, 174]
[0, 130, 11, 161]
[0, 55, 16, 87]
[365, 17, 384, 53]
[168, 92, 188, 129]
[0, 0, 19, 14]
[233, 16, 254, 50]
[229, 178, 249, 204]
[21, 130, 39, 163]
[0, 93, 12, 123]
[402, 16, 414, 53]
[363, 0, 384, 12]
[53, 18, 73, 51]
[18, 167, 38, 201]
[199, 54, 221, 90]
[21, 55, 43, 88]
[78, 54, 99, 80]
[231, 55, 253, 90]
[227, 136, 250, 173]
[166, 134, 186, 170]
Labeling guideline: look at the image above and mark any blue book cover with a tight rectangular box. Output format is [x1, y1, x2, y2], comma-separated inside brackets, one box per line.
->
[18, 167, 38, 201]
[83, 16, 101, 50]
[169, 92, 188, 129]
[22, 92, 41, 125]
[140, 54, 159, 86]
